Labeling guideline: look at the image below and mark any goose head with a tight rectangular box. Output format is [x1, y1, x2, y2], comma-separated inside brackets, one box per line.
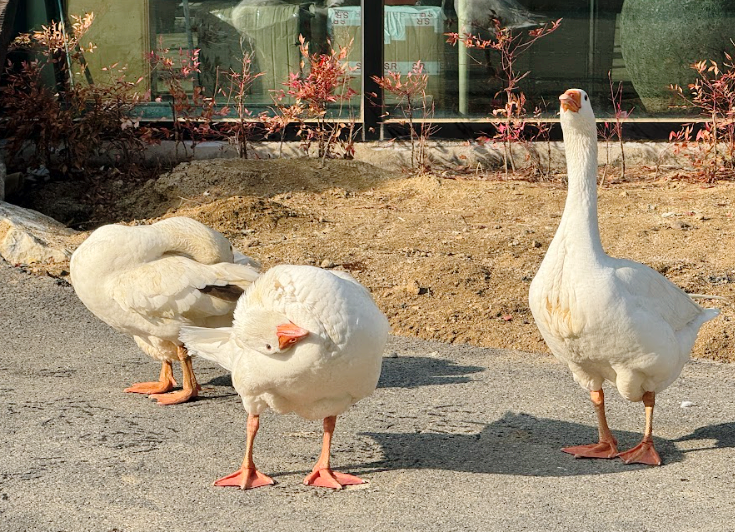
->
[559, 88, 596, 137]
[233, 309, 310, 357]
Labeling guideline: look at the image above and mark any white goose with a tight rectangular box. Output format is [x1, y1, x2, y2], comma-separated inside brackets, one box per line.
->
[529, 89, 719, 465]
[70, 217, 260, 405]
[180, 264, 389, 489]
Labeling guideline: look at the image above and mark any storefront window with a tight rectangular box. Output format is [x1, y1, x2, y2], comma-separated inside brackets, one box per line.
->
[380, 1, 626, 120]
[148, 1, 361, 114]
[34, 1, 735, 127]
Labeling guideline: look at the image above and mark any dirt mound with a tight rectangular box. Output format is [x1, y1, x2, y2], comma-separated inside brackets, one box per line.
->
[173, 196, 312, 240]
[154, 158, 397, 200]
[95, 158, 398, 223]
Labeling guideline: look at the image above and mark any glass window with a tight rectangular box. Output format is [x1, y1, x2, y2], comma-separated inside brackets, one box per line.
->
[60, 1, 361, 117]
[48, 1, 735, 127]
[148, 1, 359, 115]
[379, 1, 626, 120]
[381, 0, 735, 120]
[66, 0, 152, 92]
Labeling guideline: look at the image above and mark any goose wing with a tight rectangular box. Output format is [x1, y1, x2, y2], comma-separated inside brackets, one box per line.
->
[614, 259, 713, 332]
[110, 256, 259, 323]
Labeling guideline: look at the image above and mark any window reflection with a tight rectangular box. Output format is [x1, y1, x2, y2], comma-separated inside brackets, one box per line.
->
[59, 1, 735, 122]
[148, 0, 361, 115]
[436, 1, 628, 118]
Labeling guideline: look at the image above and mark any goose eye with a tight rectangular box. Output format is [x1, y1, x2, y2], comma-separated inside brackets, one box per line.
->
[584, 95, 588, 101]
[265, 344, 273, 351]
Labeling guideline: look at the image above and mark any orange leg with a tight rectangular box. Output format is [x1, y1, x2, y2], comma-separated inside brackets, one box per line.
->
[303, 416, 365, 489]
[214, 414, 274, 489]
[563, 389, 619, 459]
[150, 347, 201, 405]
[124, 360, 177, 395]
[618, 391, 662, 466]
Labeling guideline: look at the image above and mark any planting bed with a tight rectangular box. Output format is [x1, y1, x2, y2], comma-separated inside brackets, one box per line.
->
[19, 157, 735, 361]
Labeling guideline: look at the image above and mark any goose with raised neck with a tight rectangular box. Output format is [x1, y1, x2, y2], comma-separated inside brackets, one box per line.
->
[529, 89, 720, 466]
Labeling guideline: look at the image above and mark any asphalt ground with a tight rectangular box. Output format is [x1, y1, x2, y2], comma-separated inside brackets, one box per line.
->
[2, 261, 735, 531]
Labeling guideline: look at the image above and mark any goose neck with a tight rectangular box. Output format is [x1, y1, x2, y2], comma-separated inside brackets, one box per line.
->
[559, 129, 603, 254]
[156, 222, 225, 264]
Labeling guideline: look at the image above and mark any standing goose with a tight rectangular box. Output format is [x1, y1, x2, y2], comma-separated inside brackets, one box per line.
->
[180, 264, 389, 489]
[70, 217, 260, 405]
[528, 89, 719, 465]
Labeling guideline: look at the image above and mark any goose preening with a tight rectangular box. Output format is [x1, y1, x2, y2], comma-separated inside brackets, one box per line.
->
[180, 264, 390, 489]
[528, 89, 720, 466]
[70, 217, 260, 405]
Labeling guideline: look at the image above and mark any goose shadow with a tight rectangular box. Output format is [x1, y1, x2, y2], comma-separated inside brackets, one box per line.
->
[378, 356, 485, 389]
[203, 374, 233, 388]
[198, 374, 238, 401]
[201, 356, 485, 391]
[356, 411, 683, 477]
[673, 421, 735, 452]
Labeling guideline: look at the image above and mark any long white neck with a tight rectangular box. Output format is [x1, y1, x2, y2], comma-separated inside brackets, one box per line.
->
[154, 219, 229, 264]
[556, 122, 604, 256]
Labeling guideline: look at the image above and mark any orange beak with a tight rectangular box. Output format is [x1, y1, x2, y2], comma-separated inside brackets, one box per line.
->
[277, 322, 309, 350]
[559, 90, 581, 113]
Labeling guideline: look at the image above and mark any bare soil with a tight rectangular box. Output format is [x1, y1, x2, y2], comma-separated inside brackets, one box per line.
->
[22, 158, 735, 361]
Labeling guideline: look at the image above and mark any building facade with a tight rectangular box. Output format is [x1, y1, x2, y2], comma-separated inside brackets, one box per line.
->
[14, 0, 735, 139]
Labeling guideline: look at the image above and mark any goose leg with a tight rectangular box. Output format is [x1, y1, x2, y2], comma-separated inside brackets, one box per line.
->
[562, 389, 619, 459]
[303, 416, 365, 489]
[150, 347, 201, 405]
[214, 414, 274, 489]
[617, 391, 662, 466]
[124, 360, 177, 395]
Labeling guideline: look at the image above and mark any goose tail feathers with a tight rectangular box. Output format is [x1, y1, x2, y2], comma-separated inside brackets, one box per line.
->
[180, 326, 236, 372]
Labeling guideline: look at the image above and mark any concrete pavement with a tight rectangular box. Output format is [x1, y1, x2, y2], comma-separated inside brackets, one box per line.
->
[1, 261, 734, 531]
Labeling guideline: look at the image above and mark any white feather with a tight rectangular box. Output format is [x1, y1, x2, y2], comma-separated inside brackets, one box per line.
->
[70, 217, 261, 362]
[214, 264, 390, 420]
[180, 326, 236, 371]
[528, 89, 720, 402]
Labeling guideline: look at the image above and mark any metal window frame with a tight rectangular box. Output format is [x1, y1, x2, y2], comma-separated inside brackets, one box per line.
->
[361, 0, 383, 140]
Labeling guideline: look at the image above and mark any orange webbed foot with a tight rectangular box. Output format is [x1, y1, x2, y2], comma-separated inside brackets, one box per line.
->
[124, 379, 176, 395]
[617, 440, 661, 466]
[562, 440, 619, 459]
[149, 387, 199, 405]
[303, 468, 365, 489]
[214, 468, 274, 490]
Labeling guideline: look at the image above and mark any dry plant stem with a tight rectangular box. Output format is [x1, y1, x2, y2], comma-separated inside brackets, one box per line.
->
[670, 53, 735, 180]
[281, 36, 357, 161]
[371, 61, 433, 173]
[618, 127, 626, 180]
[601, 71, 633, 186]
[408, 94, 416, 170]
[447, 19, 560, 179]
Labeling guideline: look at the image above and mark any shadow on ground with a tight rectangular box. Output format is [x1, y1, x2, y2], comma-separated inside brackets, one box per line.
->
[674, 421, 735, 452]
[378, 356, 485, 388]
[201, 355, 485, 392]
[358, 411, 685, 477]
